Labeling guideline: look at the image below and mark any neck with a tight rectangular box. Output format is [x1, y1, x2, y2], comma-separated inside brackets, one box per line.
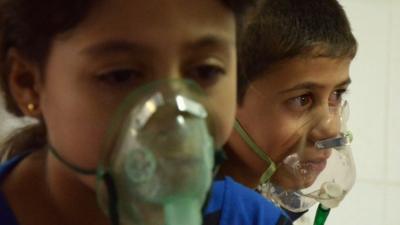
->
[218, 144, 261, 189]
[46, 153, 110, 225]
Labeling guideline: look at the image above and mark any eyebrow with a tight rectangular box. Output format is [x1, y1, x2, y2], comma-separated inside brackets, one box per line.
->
[279, 78, 352, 94]
[80, 35, 233, 57]
[184, 35, 234, 52]
[80, 40, 151, 57]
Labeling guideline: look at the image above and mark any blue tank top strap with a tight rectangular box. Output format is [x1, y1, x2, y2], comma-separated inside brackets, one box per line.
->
[0, 153, 31, 225]
[0, 153, 28, 182]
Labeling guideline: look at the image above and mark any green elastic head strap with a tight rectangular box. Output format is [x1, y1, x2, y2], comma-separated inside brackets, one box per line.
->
[234, 119, 277, 184]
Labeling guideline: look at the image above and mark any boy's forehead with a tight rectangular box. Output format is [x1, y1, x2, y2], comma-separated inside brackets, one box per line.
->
[252, 57, 351, 90]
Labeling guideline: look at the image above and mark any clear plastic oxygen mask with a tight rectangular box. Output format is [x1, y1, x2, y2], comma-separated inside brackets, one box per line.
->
[259, 101, 356, 212]
[236, 100, 356, 213]
[49, 79, 221, 225]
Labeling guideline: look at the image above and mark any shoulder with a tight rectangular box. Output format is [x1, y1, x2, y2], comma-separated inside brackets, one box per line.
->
[204, 177, 292, 225]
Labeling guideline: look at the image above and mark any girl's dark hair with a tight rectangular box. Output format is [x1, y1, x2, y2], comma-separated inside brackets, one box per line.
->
[0, 0, 259, 159]
[237, 0, 358, 103]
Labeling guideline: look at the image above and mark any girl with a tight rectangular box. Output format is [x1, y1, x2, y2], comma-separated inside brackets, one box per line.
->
[0, 0, 292, 225]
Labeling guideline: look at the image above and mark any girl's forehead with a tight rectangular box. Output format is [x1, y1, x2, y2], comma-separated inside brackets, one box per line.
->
[74, 0, 234, 34]
[55, 0, 236, 54]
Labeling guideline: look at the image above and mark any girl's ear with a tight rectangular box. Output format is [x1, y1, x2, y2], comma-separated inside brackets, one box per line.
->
[7, 48, 42, 118]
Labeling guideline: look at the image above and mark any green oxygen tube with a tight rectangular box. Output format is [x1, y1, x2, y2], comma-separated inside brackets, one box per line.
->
[313, 204, 330, 225]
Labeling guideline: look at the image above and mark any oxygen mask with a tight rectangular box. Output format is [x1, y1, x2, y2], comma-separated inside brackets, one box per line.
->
[236, 100, 356, 213]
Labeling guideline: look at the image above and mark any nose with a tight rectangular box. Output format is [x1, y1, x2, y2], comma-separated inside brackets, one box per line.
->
[152, 56, 182, 80]
[309, 105, 341, 142]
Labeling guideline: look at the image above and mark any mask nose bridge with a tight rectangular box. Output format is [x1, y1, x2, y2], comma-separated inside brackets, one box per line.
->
[308, 103, 341, 142]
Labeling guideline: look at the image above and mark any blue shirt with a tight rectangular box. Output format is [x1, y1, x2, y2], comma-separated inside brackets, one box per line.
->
[0, 155, 292, 225]
[204, 177, 292, 225]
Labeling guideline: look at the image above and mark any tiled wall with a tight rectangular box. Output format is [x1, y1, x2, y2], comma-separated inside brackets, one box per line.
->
[297, 0, 400, 224]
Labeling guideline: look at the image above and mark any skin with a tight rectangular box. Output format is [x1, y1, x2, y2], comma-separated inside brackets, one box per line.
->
[220, 56, 352, 189]
[3, 0, 237, 224]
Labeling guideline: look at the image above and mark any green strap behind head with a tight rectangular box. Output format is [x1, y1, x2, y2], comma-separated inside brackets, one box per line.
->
[48, 145, 97, 175]
[234, 120, 277, 184]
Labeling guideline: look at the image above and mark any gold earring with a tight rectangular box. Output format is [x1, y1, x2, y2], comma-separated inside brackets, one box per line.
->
[27, 103, 36, 112]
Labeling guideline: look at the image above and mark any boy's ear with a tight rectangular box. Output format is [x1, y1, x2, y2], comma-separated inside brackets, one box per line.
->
[7, 48, 42, 118]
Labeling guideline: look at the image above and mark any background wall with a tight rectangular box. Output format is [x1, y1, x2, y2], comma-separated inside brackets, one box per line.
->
[0, 97, 23, 141]
[0, 0, 399, 224]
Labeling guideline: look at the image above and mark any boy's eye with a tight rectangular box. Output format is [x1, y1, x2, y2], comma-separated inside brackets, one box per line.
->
[287, 94, 313, 111]
[96, 69, 142, 85]
[186, 64, 226, 87]
[329, 89, 347, 107]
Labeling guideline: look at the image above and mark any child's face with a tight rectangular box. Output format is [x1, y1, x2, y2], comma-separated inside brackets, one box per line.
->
[36, 0, 237, 183]
[232, 57, 351, 189]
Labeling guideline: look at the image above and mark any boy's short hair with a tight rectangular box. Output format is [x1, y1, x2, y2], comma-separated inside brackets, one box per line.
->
[238, 0, 358, 103]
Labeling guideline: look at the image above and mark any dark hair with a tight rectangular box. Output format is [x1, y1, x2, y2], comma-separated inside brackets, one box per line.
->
[237, 0, 358, 103]
[0, 0, 259, 158]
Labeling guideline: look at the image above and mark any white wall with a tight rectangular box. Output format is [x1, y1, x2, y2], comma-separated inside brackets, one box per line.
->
[0, 96, 23, 141]
[297, 0, 400, 224]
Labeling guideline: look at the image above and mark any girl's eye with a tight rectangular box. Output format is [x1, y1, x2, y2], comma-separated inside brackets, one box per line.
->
[186, 64, 226, 87]
[329, 89, 347, 107]
[96, 69, 142, 86]
[287, 94, 313, 111]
